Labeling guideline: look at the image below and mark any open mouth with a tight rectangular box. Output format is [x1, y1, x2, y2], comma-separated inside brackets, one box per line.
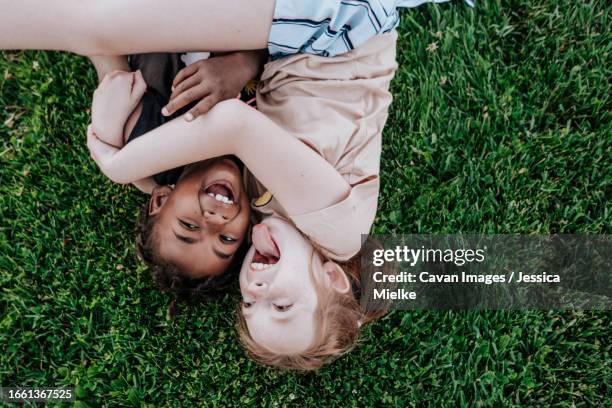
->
[204, 181, 235, 205]
[251, 224, 280, 270]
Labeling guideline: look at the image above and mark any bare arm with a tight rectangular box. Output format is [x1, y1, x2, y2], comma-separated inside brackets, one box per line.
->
[89, 55, 130, 82]
[89, 49, 265, 195]
[88, 99, 350, 215]
[88, 59, 157, 193]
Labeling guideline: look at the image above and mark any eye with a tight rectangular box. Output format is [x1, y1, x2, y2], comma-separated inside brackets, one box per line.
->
[273, 304, 293, 312]
[242, 301, 253, 308]
[220, 235, 237, 243]
[179, 219, 198, 231]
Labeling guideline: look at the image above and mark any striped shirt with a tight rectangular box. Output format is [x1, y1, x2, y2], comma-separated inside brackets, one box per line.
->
[268, 0, 474, 59]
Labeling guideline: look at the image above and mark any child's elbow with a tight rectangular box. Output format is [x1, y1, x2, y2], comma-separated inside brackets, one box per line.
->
[106, 173, 131, 185]
[192, 99, 250, 145]
[210, 99, 249, 129]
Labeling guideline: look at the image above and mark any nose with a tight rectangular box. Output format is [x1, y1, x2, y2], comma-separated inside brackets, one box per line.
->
[248, 280, 268, 296]
[203, 209, 229, 227]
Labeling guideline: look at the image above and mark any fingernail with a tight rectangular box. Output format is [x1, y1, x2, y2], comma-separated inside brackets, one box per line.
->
[171, 85, 175, 92]
[161, 107, 169, 116]
[185, 113, 194, 122]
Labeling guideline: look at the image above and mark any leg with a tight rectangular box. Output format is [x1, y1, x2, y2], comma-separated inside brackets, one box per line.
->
[0, 0, 275, 55]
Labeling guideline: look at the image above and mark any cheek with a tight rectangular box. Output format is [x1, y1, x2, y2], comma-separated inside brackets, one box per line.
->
[275, 265, 317, 295]
[239, 246, 256, 283]
[235, 204, 251, 237]
[240, 214, 251, 235]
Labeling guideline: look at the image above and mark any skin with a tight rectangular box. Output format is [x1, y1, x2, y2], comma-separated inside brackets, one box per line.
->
[87, 54, 262, 277]
[89, 49, 266, 193]
[0, 0, 386, 354]
[0, 0, 275, 55]
[87, 94, 351, 215]
[88, 57, 153, 193]
[163, 50, 268, 121]
[150, 158, 251, 278]
[239, 217, 351, 354]
[91, 53, 259, 278]
[86, 77, 355, 352]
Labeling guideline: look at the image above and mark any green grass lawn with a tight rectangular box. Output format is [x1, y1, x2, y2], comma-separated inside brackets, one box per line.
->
[1, 0, 610, 406]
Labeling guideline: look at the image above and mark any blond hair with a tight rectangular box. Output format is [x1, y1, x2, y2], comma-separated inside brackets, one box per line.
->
[236, 239, 393, 371]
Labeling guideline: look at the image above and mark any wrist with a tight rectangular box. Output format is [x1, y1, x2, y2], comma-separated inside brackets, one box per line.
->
[232, 50, 267, 82]
[91, 123, 123, 149]
[105, 151, 128, 184]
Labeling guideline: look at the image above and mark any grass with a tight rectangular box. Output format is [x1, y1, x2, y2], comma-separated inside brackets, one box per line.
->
[1, 0, 610, 406]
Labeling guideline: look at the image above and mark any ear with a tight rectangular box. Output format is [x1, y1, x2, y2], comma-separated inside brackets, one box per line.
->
[148, 186, 173, 216]
[322, 261, 351, 294]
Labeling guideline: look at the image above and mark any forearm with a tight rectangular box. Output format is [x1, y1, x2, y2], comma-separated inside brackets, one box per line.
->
[105, 100, 237, 183]
[131, 177, 158, 194]
[231, 103, 350, 214]
[123, 102, 143, 144]
[89, 55, 130, 82]
[105, 100, 350, 215]
[223, 49, 268, 80]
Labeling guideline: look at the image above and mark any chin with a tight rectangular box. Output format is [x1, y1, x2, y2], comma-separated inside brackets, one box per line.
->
[264, 217, 310, 249]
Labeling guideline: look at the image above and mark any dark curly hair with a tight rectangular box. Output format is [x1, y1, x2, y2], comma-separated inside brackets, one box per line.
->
[135, 202, 248, 314]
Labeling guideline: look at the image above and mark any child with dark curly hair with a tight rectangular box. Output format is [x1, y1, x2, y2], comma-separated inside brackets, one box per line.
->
[87, 51, 265, 303]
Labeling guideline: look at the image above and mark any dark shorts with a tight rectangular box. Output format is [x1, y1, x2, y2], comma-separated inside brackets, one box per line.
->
[125, 53, 190, 186]
[125, 53, 258, 186]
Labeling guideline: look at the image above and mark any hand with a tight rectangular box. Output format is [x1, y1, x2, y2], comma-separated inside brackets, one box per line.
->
[162, 50, 266, 121]
[86, 124, 121, 183]
[91, 70, 147, 148]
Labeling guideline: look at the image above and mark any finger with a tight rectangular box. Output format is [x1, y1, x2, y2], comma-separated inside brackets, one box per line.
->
[185, 96, 218, 121]
[163, 86, 209, 117]
[109, 69, 127, 78]
[132, 70, 147, 100]
[99, 73, 110, 85]
[172, 64, 198, 89]
[170, 74, 202, 101]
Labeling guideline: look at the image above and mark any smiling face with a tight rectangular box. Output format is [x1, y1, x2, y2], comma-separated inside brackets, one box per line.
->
[239, 217, 351, 354]
[149, 157, 251, 279]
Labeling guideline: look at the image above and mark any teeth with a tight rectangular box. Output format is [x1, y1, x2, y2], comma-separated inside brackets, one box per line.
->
[250, 262, 271, 270]
[211, 193, 233, 204]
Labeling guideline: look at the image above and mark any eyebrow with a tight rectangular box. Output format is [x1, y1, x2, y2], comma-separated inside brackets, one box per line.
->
[173, 232, 233, 259]
[271, 302, 301, 322]
[174, 232, 198, 244]
[213, 248, 233, 260]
